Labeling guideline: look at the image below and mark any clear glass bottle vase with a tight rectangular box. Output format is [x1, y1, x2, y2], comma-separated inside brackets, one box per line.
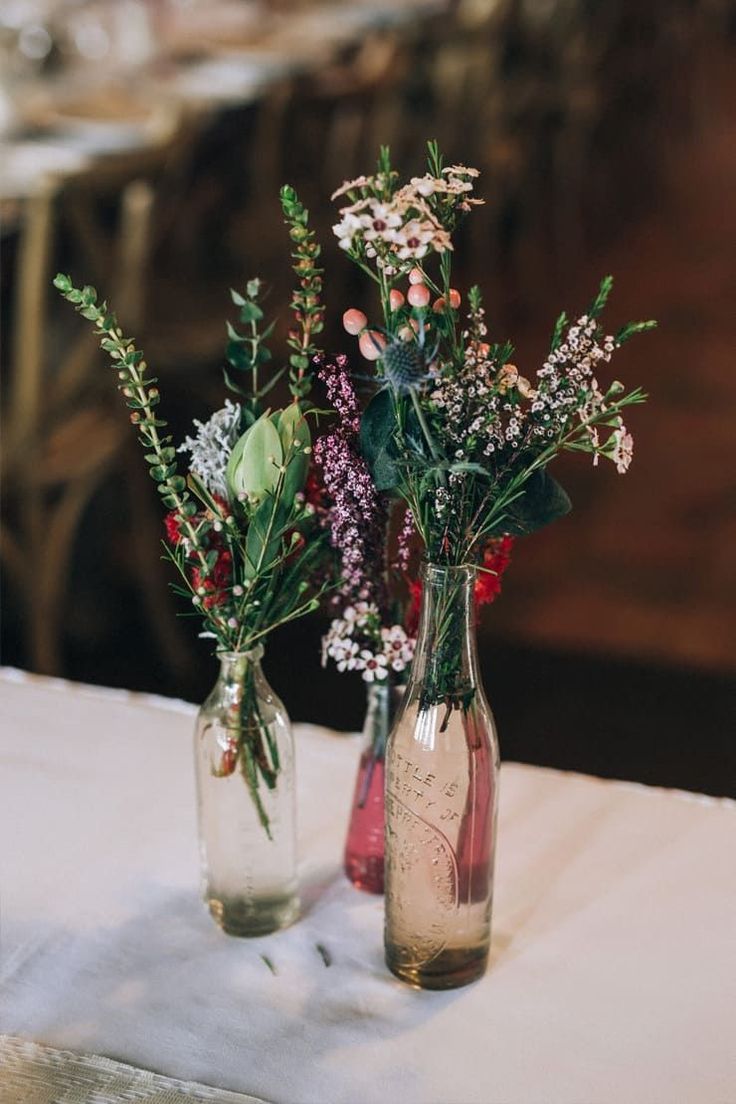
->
[344, 679, 404, 894]
[194, 647, 299, 936]
[384, 564, 499, 989]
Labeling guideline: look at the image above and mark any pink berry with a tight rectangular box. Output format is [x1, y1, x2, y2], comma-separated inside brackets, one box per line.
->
[448, 288, 461, 309]
[432, 296, 446, 313]
[343, 308, 367, 336]
[408, 267, 424, 285]
[407, 283, 430, 308]
[389, 289, 405, 311]
[359, 330, 386, 361]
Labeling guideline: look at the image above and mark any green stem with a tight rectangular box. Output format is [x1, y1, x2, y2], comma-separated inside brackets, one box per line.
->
[408, 386, 447, 487]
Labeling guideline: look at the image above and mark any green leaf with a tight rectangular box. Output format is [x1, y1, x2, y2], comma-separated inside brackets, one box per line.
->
[245, 497, 289, 579]
[239, 301, 263, 324]
[490, 470, 572, 537]
[257, 366, 286, 401]
[359, 388, 401, 491]
[615, 319, 657, 345]
[222, 368, 247, 397]
[226, 340, 251, 372]
[449, 461, 491, 478]
[551, 312, 568, 351]
[226, 413, 283, 505]
[230, 288, 246, 306]
[53, 273, 72, 293]
[589, 275, 613, 319]
[273, 402, 310, 501]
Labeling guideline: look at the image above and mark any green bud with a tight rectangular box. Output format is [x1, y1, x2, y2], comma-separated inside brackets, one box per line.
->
[225, 413, 283, 507]
[272, 401, 310, 502]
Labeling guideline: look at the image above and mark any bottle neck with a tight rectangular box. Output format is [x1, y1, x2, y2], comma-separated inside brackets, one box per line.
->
[408, 563, 480, 710]
[217, 647, 264, 681]
[214, 648, 265, 704]
[363, 678, 405, 756]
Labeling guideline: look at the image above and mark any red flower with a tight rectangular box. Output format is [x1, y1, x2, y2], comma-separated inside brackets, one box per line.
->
[403, 537, 514, 633]
[475, 536, 514, 608]
[404, 577, 423, 638]
[164, 511, 182, 545]
[191, 549, 233, 609]
[210, 494, 230, 518]
[304, 468, 331, 525]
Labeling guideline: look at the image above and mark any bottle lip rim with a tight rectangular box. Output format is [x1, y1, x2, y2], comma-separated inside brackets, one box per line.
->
[216, 645, 265, 661]
[421, 561, 477, 579]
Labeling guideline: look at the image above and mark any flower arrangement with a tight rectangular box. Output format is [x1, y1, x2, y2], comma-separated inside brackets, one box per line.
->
[332, 142, 655, 710]
[313, 350, 516, 688]
[53, 187, 331, 832]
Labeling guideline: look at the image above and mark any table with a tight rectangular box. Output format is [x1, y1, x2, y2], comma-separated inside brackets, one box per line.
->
[1, 667, 734, 1103]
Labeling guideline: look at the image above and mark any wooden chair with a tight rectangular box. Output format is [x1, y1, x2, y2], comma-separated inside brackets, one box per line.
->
[1, 169, 194, 676]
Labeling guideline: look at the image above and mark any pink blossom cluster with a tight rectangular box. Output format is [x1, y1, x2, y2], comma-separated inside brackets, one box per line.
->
[332, 166, 482, 275]
[531, 314, 615, 439]
[322, 603, 415, 683]
[531, 314, 633, 471]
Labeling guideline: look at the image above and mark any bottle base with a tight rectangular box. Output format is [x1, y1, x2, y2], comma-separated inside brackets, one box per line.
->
[385, 943, 489, 990]
[208, 893, 300, 937]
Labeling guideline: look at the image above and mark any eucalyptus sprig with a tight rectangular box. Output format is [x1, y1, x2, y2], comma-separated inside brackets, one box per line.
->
[224, 279, 281, 415]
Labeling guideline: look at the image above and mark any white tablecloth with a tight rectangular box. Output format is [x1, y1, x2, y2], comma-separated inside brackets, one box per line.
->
[1, 667, 734, 1104]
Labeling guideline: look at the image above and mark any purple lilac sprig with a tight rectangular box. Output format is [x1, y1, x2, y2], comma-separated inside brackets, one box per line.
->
[314, 354, 416, 682]
[313, 354, 389, 612]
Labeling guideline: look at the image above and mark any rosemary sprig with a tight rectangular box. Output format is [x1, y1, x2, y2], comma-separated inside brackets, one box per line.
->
[52, 274, 227, 619]
[280, 185, 324, 399]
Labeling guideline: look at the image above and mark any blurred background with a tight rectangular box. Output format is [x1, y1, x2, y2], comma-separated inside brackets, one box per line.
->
[1, 0, 734, 795]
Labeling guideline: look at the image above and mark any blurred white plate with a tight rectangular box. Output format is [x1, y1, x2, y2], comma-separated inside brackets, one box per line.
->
[163, 56, 271, 104]
[0, 141, 90, 199]
[47, 116, 153, 154]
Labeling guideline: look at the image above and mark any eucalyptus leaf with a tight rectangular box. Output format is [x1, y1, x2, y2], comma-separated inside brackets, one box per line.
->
[239, 301, 264, 324]
[490, 469, 572, 537]
[226, 340, 251, 372]
[359, 388, 401, 491]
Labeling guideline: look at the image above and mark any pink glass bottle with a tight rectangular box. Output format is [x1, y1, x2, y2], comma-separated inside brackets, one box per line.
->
[344, 680, 404, 894]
